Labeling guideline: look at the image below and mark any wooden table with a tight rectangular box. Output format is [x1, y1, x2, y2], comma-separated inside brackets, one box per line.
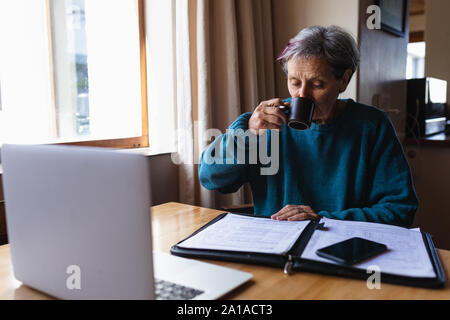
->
[1, 202, 450, 299]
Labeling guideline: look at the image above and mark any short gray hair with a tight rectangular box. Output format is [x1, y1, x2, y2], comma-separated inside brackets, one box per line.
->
[277, 25, 360, 80]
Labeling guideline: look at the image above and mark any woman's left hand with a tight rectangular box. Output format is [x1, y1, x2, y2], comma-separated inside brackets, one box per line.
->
[271, 205, 320, 221]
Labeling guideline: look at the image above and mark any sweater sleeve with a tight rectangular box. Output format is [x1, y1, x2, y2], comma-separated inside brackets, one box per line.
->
[318, 113, 419, 227]
[198, 112, 259, 193]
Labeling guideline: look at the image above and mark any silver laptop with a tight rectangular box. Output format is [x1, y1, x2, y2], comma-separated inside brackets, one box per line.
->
[1, 144, 252, 300]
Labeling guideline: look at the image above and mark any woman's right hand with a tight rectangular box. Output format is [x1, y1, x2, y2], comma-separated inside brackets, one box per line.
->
[248, 98, 288, 135]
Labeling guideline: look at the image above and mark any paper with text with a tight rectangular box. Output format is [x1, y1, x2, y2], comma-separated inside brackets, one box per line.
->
[178, 214, 310, 255]
[301, 217, 436, 278]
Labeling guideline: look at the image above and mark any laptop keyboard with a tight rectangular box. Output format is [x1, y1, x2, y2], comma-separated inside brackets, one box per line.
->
[155, 279, 204, 300]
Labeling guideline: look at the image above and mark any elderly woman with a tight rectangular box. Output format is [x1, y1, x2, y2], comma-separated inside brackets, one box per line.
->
[199, 25, 418, 227]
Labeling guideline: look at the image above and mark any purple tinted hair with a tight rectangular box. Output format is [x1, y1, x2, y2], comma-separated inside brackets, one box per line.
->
[277, 25, 360, 79]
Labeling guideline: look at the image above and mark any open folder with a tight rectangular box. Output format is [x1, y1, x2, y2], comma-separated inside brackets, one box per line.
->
[171, 213, 446, 288]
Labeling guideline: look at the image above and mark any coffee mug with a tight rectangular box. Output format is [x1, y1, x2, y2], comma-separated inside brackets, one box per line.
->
[279, 97, 315, 130]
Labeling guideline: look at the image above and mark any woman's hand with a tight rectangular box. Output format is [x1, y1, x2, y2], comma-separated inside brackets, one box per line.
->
[271, 205, 321, 221]
[248, 98, 288, 135]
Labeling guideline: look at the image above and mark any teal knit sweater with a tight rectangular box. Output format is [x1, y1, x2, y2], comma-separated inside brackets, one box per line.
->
[199, 99, 418, 227]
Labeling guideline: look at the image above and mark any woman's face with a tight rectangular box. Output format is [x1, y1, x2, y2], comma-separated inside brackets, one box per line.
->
[286, 56, 350, 122]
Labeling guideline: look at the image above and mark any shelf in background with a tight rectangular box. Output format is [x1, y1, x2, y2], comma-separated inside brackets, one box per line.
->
[403, 133, 450, 147]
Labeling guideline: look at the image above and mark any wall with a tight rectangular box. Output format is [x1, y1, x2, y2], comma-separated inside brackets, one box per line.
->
[405, 145, 450, 250]
[358, 0, 409, 139]
[271, 0, 359, 100]
[425, 0, 450, 113]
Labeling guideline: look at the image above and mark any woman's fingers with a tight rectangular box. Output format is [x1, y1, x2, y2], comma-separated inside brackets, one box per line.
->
[262, 98, 287, 125]
[263, 98, 284, 108]
[271, 205, 296, 220]
[271, 205, 320, 221]
[249, 99, 288, 135]
[287, 211, 316, 221]
[250, 119, 282, 131]
[270, 204, 292, 219]
[262, 107, 287, 125]
[261, 112, 284, 126]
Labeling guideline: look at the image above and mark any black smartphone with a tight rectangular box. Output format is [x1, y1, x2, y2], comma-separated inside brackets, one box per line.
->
[316, 237, 388, 265]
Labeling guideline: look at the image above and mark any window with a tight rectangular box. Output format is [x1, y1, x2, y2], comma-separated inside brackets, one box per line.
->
[0, 0, 148, 148]
[406, 41, 425, 79]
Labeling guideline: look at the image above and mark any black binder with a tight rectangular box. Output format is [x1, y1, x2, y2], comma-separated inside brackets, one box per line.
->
[171, 213, 446, 289]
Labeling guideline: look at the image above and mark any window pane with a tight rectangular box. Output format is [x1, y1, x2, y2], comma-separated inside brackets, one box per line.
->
[0, 0, 54, 143]
[0, 0, 142, 145]
[406, 42, 425, 79]
[0, 83, 2, 111]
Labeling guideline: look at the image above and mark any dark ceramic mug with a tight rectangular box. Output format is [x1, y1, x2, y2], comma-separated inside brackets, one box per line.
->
[279, 97, 315, 130]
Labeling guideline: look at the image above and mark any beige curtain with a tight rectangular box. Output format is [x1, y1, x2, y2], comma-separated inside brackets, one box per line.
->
[173, 0, 276, 209]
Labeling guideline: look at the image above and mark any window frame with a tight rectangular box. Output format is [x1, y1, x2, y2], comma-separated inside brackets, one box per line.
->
[46, 0, 149, 149]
